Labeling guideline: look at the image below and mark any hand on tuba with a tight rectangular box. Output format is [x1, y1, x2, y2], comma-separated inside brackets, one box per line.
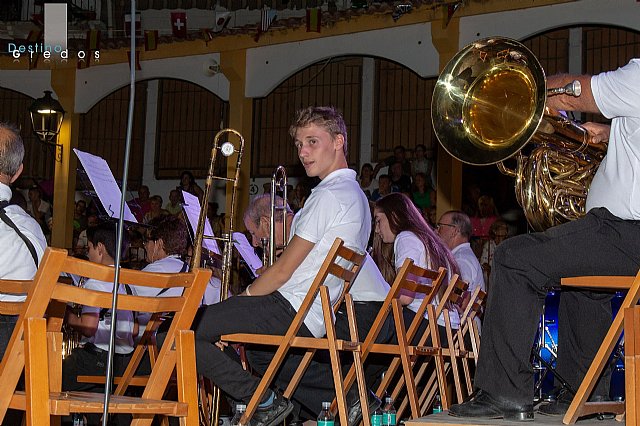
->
[582, 122, 610, 145]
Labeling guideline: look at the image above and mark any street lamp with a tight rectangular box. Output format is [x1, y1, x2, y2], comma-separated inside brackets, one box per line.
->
[29, 90, 65, 161]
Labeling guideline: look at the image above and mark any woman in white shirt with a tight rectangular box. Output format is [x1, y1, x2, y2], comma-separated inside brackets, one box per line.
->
[372, 192, 460, 343]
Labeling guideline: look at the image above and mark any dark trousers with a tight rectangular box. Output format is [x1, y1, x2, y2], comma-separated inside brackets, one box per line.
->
[474, 208, 640, 404]
[0, 314, 17, 361]
[62, 344, 132, 425]
[274, 301, 395, 417]
[194, 292, 313, 403]
[0, 315, 22, 426]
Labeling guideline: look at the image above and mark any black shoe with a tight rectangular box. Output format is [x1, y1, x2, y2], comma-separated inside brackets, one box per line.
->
[448, 389, 534, 422]
[537, 388, 608, 416]
[252, 390, 295, 426]
[347, 389, 382, 426]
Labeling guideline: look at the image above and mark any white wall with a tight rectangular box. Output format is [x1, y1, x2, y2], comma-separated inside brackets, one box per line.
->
[4, 0, 639, 213]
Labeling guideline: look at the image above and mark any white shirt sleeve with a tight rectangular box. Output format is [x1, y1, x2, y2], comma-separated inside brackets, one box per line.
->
[293, 189, 339, 244]
[591, 59, 640, 119]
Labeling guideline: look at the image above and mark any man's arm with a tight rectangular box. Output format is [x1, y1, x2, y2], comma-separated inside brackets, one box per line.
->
[244, 235, 315, 296]
[66, 310, 99, 337]
[546, 74, 600, 114]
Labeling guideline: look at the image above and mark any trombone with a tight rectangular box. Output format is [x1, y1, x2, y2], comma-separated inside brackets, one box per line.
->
[260, 166, 290, 267]
[190, 128, 245, 426]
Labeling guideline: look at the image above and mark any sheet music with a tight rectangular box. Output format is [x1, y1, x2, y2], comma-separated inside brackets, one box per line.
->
[73, 149, 137, 223]
[233, 232, 263, 277]
[181, 191, 220, 254]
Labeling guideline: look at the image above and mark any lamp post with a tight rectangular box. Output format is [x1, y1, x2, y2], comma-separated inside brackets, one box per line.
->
[29, 90, 65, 161]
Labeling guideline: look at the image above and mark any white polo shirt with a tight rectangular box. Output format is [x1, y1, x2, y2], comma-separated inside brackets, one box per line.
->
[277, 168, 371, 338]
[393, 231, 460, 328]
[81, 278, 135, 354]
[587, 58, 640, 220]
[0, 183, 47, 302]
[350, 254, 390, 302]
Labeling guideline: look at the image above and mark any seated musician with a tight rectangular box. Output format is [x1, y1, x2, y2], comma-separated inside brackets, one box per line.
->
[372, 193, 461, 344]
[0, 123, 47, 360]
[62, 222, 136, 424]
[194, 106, 371, 426]
[243, 193, 389, 424]
[131, 214, 223, 342]
[449, 61, 640, 421]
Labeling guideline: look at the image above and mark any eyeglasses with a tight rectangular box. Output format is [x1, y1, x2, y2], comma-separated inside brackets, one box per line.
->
[436, 223, 457, 230]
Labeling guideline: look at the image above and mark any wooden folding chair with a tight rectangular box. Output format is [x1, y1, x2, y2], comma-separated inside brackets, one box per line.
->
[408, 286, 486, 418]
[0, 247, 211, 426]
[220, 238, 368, 426]
[336, 259, 448, 421]
[560, 271, 640, 424]
[374, 274, 468, 417]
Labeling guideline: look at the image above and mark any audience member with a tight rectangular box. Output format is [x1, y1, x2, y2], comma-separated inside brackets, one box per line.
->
[372, 145, 412, 178]
[73, 200, 88, 233]
[470, 195, 499, 255]
[128, 185, 151, 223]
[358, 163, 377, 199]
[370, 174, 393, 202]
[73, 214, 99, 258]
[388, 161, 410, 194]
[143, 195, 168, 224]
[178, 170, 204, 200]
[412, 172, 435, 211]
[411, 144, 435, 187]
[26, 185, 51, 234]
[165, 189, 183, 216]
[479, 219, 510, 288]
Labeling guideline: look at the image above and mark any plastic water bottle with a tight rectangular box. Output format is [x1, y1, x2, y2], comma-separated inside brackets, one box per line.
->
[432, 394, 443, 414]
[231, 404, 247, 426]
[317, 401, 335, 426]
[371, 404, 383, 426]
[72, 413, 85, 426]
[382, 397, 396, 426]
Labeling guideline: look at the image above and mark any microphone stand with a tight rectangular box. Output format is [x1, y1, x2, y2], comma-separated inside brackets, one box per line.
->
[102, 1, 137, 424]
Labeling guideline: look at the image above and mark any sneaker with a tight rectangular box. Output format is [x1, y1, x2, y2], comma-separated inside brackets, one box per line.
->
[251, 390, 295, 426]
[347, 389, 382, 426]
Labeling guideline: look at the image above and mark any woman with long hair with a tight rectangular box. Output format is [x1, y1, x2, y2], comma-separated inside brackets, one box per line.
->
[177, 170, 204, 200]
[372, 192, 460, 337]
[358, 163, 377, 199]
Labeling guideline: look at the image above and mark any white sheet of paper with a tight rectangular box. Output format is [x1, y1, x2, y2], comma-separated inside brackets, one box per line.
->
[232, 232, 263, 277]
[181, 191, 220, 254]
[73, 149, 137, 223]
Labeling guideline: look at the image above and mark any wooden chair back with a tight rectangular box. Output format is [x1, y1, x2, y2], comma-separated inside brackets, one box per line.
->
[0, 247, 212, 426]
[336, 259, 446, 421]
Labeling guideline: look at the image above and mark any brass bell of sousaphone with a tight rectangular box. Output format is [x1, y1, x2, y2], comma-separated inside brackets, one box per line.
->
[432, 37, 606, 231]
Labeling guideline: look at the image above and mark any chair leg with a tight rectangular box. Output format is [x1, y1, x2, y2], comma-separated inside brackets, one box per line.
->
[176, 331, 199, 426]
[320, 288, 349, 425]
[25, 317, 51, 426]
[624, 307, 640, 426]
[392, 302, 419, 418]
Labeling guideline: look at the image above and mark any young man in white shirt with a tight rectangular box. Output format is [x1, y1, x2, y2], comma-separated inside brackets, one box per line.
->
[194, 106, 371, 426]
[63, 222, 136, 397]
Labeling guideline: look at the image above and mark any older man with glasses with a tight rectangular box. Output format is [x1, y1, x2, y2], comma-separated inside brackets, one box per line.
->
[437, 210, 486, 312]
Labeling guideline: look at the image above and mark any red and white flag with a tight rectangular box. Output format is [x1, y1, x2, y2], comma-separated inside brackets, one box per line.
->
[171, 12, 187, 38]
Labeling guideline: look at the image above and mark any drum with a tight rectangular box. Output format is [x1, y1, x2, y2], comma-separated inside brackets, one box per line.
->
[533, 290, 625, 401]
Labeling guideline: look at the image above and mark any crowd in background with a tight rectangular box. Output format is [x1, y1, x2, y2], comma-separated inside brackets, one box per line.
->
[14, 145, 519, 288]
